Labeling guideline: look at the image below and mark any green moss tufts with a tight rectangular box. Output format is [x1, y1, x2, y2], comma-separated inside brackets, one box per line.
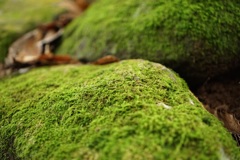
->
[0, 60, 239, 159]
[58, 0, 240, 83]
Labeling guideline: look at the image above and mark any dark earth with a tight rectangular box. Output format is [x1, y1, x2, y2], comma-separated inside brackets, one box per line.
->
[192, 67, 240, 144]
[195, 68, 240, 116]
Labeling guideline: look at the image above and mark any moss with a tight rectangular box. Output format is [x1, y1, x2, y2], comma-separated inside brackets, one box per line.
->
[0, 59, 239, 159]
[58, 0, 240, 84]
[0, 0, 63, 62]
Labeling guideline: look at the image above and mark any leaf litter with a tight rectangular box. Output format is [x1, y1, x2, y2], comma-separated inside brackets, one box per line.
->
[1, 0, 119, 78]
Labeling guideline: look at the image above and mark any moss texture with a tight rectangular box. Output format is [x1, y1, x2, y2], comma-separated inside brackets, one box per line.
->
[58, 0, 240, 84]
[0, 59, 239, 159]
[0, 0, 63, 62]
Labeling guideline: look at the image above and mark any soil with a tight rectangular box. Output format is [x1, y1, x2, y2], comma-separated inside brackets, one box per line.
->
[191, 67, 240, 145]
[193, 68, 240, 117]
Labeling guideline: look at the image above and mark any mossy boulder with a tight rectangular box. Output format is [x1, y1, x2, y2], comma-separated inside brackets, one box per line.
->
[0, 0, 63, 62]
[58, 0, 240, 85]
[0, 60, 239, 159]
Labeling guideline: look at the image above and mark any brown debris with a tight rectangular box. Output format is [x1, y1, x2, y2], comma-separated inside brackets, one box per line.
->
[59, 0, 90, 16]
[195, 71, 240, 145]
[38, 52, 78, 65]
[75, 0, 90, 11]
[205, 104, 240, 134]
[2, 0, 93, 77]
[92, 55, 119, 65]
[5, 28, 64, 67]
[6, 29, 42, 67]
[1, 0, 121, 78]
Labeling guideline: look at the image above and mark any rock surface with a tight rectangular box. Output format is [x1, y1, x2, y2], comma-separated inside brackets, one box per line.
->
[58, 0, 240, 85]
[0, 60, 239, 159]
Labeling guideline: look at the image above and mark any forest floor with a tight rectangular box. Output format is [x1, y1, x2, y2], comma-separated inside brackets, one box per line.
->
[0, 0, 239, 144]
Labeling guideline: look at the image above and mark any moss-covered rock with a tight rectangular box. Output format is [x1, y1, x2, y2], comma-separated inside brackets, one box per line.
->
[58, 0, 240, 85]
[0, 0, 63, 62]
[0, 60, 239, 159]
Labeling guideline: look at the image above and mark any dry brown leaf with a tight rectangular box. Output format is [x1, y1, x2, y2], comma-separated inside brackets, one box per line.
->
[6, 28, 64, 66]
[59, 0, 90, 16]
[75, 0, 90, 11]
[92, 55, 119, 65]
[38, 53, 78, 65]
[2, 0, 92, 77]
[6, 29, 43, 67]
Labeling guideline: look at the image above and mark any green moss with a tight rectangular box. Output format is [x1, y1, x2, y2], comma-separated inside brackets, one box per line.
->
[0, 60, 239, 159]
[58, 0, 240, 83]
[0, 0, 63, 62]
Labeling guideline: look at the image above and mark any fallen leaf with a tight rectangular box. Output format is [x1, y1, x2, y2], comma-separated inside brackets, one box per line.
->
[38, 52, 78, 65]
[6, 29, 43, 67]
[59, 0, 90, 16]
[2, 0, 92, 77]
[92, 55, 119, 65]
[75, 0, 90, 11]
